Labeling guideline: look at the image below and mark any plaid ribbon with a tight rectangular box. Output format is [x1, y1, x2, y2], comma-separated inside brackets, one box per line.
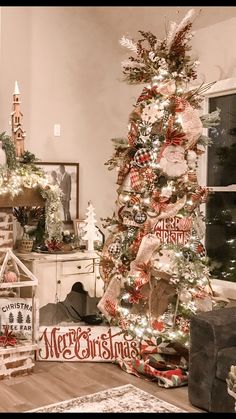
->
[130, 167, 142, 190]
[127, 121, 138, 146]
[117, 163, 130, 185]
[192, 240, 206, 257]
[118, 359, 188, 388]
[103, 298, 117, 317]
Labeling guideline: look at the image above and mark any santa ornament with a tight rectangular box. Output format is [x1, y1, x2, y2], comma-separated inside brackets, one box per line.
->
[159, 145, 187, 177]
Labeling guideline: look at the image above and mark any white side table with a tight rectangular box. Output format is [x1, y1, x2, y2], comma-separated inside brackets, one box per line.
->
[15, 250, 104, 309]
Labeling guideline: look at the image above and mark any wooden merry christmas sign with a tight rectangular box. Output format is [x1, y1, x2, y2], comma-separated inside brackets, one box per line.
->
[37, 325, 140, 362]
[154, 216, 191, 245]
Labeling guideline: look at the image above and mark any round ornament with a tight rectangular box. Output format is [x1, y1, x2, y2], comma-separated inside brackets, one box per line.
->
[108, 241, 122, 257]
[134, 211, 147, 224]
[4, 271, 17, 283]
[134, 148, 155, 167]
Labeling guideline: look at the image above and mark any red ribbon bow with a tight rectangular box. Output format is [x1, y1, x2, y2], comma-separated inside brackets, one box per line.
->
[165, 127, 186, 147]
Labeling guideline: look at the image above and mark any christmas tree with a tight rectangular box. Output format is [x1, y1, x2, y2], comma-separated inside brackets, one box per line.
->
[98, 9, 224, 384]
[82, 201, 100, 251]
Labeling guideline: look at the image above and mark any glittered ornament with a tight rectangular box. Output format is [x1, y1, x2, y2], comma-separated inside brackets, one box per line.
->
[118, 193, 130, 204]
[134, 211, 147, 224]
[134, 148, 155, 167]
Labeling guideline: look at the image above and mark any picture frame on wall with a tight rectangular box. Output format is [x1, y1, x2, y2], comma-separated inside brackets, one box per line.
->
[35, 162, 79, 226]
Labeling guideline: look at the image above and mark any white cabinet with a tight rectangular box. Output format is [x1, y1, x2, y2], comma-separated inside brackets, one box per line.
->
[15, 251, 104, 309]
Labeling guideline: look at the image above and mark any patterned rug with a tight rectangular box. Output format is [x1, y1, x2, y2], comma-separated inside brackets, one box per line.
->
[28, 384, 186, 413]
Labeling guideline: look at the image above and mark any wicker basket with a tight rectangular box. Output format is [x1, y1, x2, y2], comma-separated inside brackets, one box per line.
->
[19, 239, 34, 253]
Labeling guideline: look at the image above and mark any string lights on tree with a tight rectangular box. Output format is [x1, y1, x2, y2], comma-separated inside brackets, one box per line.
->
[98, 9, 225, 384]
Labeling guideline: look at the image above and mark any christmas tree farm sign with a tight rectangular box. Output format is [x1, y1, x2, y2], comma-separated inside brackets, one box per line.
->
[38, 325, 140, 362]
[0, 298, 32, 337]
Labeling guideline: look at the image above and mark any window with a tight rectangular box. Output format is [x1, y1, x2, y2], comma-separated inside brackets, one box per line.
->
[202, 78, 236, 298]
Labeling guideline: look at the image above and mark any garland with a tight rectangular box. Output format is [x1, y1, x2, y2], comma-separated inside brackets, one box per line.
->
[0, 134, 63, 242]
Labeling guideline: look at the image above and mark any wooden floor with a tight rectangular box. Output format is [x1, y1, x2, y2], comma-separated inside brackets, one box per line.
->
[0, 361, 203, 413]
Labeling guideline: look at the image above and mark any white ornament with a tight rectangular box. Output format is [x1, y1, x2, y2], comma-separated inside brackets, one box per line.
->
[187, 150, 197, 169]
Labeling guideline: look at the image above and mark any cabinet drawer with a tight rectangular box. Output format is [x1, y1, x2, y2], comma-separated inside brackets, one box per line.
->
[61, 259, 94, 275]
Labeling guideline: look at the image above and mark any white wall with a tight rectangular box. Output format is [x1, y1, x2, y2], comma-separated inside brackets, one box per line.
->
[192, 17, 236, 84]
[1, 7, 236, 229]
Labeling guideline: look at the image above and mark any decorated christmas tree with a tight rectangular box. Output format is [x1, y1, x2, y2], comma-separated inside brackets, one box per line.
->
[98, 9, 224, 384]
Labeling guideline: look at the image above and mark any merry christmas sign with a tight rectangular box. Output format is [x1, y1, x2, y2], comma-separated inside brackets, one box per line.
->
[38, 325, 140, 362]
[154, 216, 191, 245]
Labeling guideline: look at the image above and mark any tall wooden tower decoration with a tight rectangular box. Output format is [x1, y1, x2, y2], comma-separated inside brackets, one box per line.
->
[11, 81, 26, 158]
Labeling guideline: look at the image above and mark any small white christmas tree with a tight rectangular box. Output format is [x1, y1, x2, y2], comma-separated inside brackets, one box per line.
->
[82, 201, 100, 251]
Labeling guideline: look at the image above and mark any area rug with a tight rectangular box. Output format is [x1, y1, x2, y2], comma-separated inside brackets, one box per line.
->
[28, 384, 186, 413]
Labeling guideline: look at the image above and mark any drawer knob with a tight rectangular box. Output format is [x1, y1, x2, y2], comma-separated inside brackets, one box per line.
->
[57, 280, 61, 284]
[77, 265, 82, 269]
[97, 276, 100, 279]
